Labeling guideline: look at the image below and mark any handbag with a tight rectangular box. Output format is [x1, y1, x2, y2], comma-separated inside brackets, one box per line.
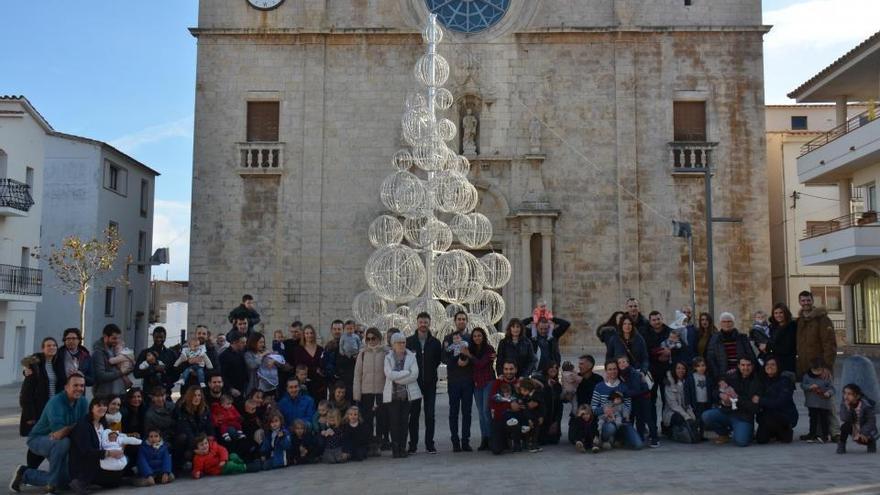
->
[641, 370, 655, 390]
[672, 419, 700, 444]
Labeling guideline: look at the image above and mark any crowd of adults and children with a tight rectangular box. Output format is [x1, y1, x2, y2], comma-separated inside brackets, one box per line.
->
[11, 292, 878, 494]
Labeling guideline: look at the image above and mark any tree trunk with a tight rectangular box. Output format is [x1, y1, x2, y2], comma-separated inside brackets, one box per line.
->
[79, 290, 87, 342]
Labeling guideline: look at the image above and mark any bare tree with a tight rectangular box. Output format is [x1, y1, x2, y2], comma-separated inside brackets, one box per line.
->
[41, 228, 122, 342]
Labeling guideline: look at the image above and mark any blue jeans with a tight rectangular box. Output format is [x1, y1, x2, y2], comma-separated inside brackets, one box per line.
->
[600, 423, 644, 450]
[24, 435, 70, 488]
[181, 366, 205, 385]
[473, 382, 492, 440]
[701, 408, 753, 447]
[448, 380, 474, 442]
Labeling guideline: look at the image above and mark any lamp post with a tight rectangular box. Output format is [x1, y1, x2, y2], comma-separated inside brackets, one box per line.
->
[673, 220, 696, 317]
[124, 247, 170, 351]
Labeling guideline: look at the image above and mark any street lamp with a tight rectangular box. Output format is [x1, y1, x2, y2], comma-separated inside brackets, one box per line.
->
[673, 220, 696, 318]
[124, 248, 170, 349]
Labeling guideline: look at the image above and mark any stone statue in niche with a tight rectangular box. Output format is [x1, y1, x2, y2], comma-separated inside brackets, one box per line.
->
[529, 116, 542, 153]
[462, 108, 478, 155]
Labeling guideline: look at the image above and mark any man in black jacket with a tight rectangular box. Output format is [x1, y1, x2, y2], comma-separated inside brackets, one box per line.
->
[625, 297, 651, 338]
[227, 294, 260, 333]
[642, 311, 672, 447]
[220, 332, 248, 398]
[574, 355, 603, 416]
[700, 358, 764, 447]
[204, 372, 226, 407]
[134, 327, 178, 393]
[406, 312, 442, 454]
[522, 315, 570, 373]
[442, 311, 474, 452]
[226, 317, 251, 343]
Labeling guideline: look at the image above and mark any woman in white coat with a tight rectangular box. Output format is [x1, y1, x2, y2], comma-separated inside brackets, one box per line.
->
[384, 333, 421, 458]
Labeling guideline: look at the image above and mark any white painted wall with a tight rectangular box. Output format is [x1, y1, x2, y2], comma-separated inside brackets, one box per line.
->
[151, 302, 188, 348]
[38, 135, 156, 353]
[0, 99, 46, 385]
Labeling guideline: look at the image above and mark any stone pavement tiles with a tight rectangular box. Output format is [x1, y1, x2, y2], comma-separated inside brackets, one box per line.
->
[1, 383, 879, 495]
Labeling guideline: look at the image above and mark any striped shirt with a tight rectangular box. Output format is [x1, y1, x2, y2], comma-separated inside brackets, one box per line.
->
[723, 340, 739, 371]
[590, 379, 632, 417]
[45, 361, 57, 397]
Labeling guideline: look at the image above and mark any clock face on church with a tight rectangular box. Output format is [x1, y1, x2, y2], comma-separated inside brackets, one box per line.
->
[247, 0, 284, 10]
[425, 0, 511, 34]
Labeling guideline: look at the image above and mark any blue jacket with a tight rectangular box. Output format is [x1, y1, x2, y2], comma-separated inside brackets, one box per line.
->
[278, 392, 316, 428]
[618, 366, 650, 398]
[29, 392, 88, 438]
[759, 373, 799, 428]
[260, 430, 292, 468]
[682, 324, 698, 353]
[604, 333, 650, 371]
[136, 442, 172, 477]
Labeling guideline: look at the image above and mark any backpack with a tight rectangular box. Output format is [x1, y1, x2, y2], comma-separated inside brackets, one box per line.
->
[671, 419, 700, 444]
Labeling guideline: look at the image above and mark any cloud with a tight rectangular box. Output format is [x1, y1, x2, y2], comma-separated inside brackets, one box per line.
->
[764, 0, 878, 49]
[152, 199, 190, 280]
[110, 115, 193, 153]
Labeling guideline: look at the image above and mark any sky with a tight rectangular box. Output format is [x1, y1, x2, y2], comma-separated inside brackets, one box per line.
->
[2, 0, 877, 280]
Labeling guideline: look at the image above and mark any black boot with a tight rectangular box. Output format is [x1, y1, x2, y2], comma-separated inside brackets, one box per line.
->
[391, 443, 400, 458]
[836, 439, 846, 454]
[461, 439, 473, 452]
[477, 437, 489, 451]
[451, 437, 461, 452]
[26, 450, 44, 469]
[868, 440, 877, 454]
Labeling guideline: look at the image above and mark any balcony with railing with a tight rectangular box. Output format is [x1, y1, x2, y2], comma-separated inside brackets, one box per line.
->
[800, 211, 880, 266]
[237, 142, 284, 175]
[668, 142, 718, 174]
[0, 178, 35, 216]
[797, 109, 880, 184]
[0, 264, 42, 301]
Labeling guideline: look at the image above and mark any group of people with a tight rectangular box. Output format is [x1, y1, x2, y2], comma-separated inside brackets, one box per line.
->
[11, 292, 879, 494]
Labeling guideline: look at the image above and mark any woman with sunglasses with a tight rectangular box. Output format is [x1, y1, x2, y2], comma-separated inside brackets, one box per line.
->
[353, 327, 387, 455]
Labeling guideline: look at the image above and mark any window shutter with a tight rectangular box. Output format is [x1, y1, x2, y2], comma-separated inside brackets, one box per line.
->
[247, 101, 280, 142]
[673, 101, 706, 141]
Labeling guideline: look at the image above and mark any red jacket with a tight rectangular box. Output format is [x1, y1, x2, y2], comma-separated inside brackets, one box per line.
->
[192, 440, 228, 478]
[489, 376, 519, 420]
[210, 402, 243, 433]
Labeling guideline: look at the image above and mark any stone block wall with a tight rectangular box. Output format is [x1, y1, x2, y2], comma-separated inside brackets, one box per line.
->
[189, 0, 770, 343]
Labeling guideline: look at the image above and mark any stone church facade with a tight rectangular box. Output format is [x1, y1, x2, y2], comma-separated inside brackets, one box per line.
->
[189, 0, 771, 346]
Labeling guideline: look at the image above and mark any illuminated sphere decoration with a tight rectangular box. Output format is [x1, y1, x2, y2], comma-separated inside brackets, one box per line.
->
[365, 244, 426, 303]
[352, 290, 388, 327]
[480, 252, 512, 289]
[352, 14, 510, 331]
[368, 215, 404, 248]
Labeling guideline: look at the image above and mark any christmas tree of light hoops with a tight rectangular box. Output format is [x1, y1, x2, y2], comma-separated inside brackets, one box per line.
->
[352, 14, 511, 342]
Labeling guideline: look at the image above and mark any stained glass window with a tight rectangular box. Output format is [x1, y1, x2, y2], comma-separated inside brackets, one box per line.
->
[425, 0, 511, 34]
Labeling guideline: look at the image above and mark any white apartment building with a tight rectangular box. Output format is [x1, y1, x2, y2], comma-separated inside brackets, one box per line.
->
[766, 104, 867, 344]
[37, 132, 159, 352]
[0, 96, 46, 385]
[789, 31, 880, 352]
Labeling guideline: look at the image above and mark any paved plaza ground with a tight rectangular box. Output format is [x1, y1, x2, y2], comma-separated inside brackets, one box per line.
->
[2, 359, 879, 495]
